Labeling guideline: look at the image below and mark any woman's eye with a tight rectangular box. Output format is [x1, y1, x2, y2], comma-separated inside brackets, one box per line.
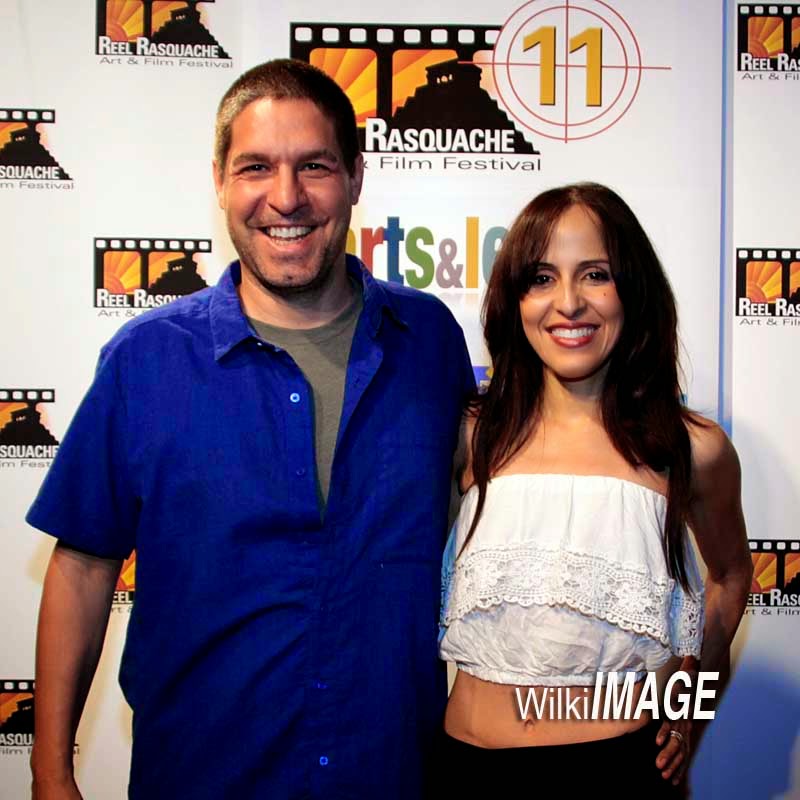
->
[586, 270, 611, 282]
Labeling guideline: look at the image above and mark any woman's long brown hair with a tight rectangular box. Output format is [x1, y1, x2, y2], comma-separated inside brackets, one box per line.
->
[466, 182, 701, 591]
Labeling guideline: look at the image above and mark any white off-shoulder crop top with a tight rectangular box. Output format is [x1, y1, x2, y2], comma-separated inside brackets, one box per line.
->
[439, 474, 705, 686]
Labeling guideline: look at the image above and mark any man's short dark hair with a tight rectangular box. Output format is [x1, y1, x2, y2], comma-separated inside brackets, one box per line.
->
[215, 58, 360, 175]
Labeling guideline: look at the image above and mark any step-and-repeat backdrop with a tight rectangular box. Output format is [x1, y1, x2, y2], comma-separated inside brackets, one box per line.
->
[0, 1, 797, 797]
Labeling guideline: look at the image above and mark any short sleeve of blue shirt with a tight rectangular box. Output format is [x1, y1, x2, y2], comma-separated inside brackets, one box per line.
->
[27, 343, 137, 559]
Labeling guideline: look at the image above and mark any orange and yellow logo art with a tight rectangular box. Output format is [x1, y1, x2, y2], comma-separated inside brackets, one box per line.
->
[310, 47, 497, 125]
[0, 401, 53, 434]
[0, 123, 28, 149]
[104, 1, 187, 42]
[117, 552, 136, 592]
[310, 49, 377, 125]
[752, 552, 777, 593]
[0, 692, 33, 729]
[751, 552, 800, 593]
[791, 263, 800, 297]
[0, 403, 26, 431]
[390, 50, 459, 115]
[748, 16, 784, 58]
[745, 261, 782, 304]
[789, 554, 800, 588]
[103, 251, 183, 294]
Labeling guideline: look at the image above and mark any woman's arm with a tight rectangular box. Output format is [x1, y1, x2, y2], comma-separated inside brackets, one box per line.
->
[688, 418, 753, 686]
[657, 418, 753, 784]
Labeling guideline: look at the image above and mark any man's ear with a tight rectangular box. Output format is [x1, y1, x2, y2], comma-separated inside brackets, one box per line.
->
[350, 153, 364, 205]
[212, 161, 225, 209]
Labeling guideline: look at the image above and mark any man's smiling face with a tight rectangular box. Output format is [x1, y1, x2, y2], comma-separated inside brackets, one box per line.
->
[214, 96, 363, 298]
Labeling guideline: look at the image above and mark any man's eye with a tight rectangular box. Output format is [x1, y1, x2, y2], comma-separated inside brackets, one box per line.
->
[240, 164, 266, 173]
[302, 162, 330, 172]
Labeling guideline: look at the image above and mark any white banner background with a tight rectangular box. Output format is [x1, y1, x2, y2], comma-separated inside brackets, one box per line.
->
[0, 1, 797, 797]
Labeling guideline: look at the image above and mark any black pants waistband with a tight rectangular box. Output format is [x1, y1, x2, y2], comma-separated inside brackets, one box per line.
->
[429, 720, 683, 799]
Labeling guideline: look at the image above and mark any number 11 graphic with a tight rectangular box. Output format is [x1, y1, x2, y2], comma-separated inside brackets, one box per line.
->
[523, 25, 603, 106]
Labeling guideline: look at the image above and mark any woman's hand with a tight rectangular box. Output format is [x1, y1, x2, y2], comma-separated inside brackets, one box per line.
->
[655, 658, 698, 786]
[655, 717, 692, 785]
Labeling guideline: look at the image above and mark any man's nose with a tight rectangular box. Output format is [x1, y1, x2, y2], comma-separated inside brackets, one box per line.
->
[268, 167, 307, 216]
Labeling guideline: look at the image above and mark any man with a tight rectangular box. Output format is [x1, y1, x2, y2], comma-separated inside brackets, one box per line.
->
[28, 59, 473, 799]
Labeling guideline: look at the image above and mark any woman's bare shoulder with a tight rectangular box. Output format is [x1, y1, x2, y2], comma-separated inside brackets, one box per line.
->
[683, 413, 749, 579]
[685, 412, 740, 494]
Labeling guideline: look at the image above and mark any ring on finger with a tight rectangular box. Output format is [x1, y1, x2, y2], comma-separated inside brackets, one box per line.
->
[668, 730, 685, 747]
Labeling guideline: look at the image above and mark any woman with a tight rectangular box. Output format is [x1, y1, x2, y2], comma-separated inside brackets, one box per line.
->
[437, 183, 752, 796]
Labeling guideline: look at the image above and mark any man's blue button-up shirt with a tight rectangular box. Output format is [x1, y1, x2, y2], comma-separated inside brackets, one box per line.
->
[27, 257, 474, 799]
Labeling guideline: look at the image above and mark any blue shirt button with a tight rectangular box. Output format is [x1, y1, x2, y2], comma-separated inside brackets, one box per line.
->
[316, 681, 328, 689]
[289, 392, 300, 403]
[296, 467, 306, 477]
[319, 756, 329, 766]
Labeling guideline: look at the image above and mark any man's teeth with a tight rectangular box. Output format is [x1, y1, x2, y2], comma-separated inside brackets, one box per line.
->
[550, 327, 596, 339]
[265, 226, 312, 239]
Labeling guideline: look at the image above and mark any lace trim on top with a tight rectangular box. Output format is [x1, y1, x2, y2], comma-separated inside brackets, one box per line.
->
[439, 474, 705, 660]
[440, 542, 703, 656]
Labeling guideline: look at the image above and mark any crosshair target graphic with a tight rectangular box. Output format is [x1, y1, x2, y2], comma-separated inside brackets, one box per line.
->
[491, 0, 666, 141]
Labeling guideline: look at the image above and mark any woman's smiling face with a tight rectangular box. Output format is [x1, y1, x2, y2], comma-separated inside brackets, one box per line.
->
[519, 204, 624, 387]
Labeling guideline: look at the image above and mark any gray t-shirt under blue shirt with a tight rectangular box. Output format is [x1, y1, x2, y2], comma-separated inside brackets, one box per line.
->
[249, 290, 362, 509]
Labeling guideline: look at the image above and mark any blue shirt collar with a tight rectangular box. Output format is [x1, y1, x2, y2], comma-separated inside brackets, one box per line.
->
[209, 255, 407, 361]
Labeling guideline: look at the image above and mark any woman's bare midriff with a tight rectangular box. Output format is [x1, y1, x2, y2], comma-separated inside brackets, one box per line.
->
[444, 669, 655, 748]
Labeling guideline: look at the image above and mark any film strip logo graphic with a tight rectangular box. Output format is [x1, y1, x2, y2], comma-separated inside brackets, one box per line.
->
[292, 3, 663, 148]
[736, 248, 800, 317]
[738, 5, 800, 70]
[0, 681, 34, 744]
[0, 389, 59, 459]
[0, 109, 71, 182]
[95, 236, 211, 309]
[114, 552, 137, 607]
[290, 21, 537, 155]
[749, 539, 800, 606]
[96, 0, 230, 59]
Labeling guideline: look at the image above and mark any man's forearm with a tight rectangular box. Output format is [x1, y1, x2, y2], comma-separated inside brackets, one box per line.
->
[31, 543, 121, 782]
